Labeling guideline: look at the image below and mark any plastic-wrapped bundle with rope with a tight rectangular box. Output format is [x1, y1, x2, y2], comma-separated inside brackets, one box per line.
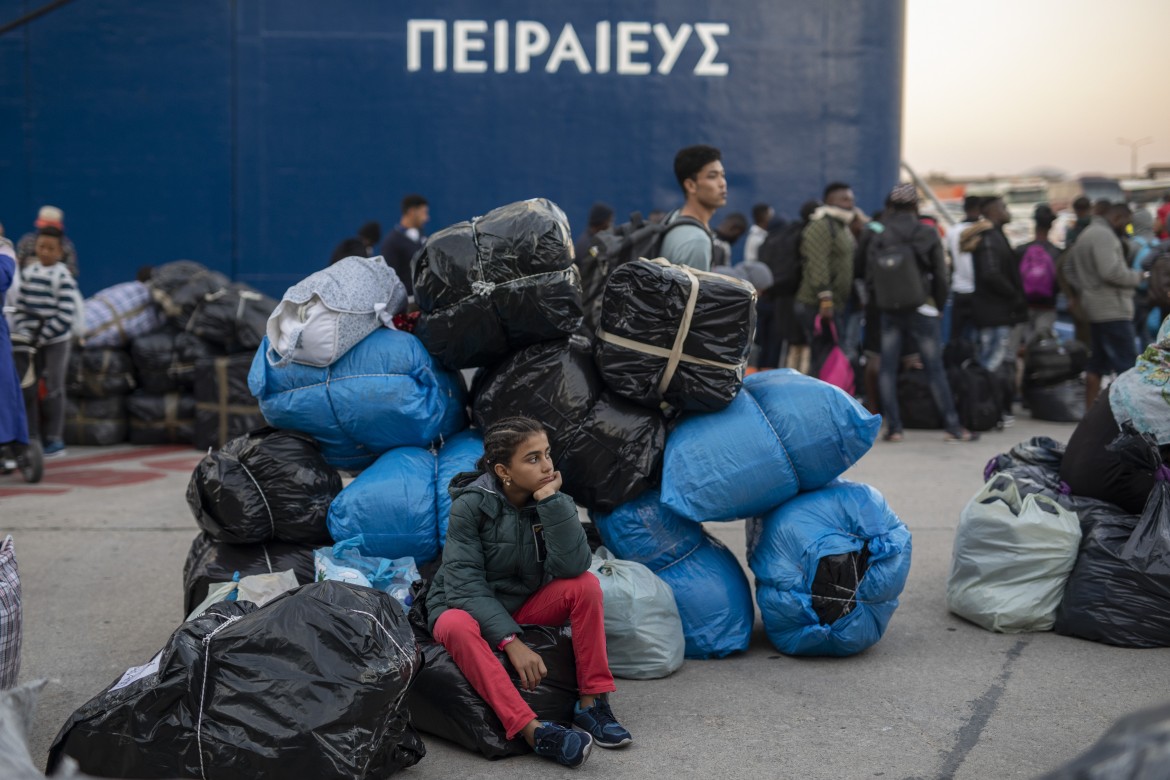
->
[747, 480, 912, 657]
[412, 198, 583, 370]
[81, 281, 166, 348]
[594, 258, 756, 414]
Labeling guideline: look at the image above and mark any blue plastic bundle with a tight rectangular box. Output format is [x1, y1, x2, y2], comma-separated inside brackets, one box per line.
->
[748, 480, 911, 657]
[594, 490, 753, 659]
[249, 329, 467, 471]
[661, 369, 880, 522]
[328, 430, 483, 563]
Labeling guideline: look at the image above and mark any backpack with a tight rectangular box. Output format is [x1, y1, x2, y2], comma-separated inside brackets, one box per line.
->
[947, 360, 1002, 432]
[757, 221, 806, 298]
[1148, 249, 1170, 311]
[581, 212, 713, 328]
[1018, 243, 1056, 303]
[868, 225, 927, 312]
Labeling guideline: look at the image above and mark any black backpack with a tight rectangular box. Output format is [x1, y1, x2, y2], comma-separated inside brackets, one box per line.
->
[868, 224, 928, 312]
[757, 220, 807, 298]
[947, 360, 1002, 432]
[580, 211, 713, 329]
[1147, 249, 1170, 311]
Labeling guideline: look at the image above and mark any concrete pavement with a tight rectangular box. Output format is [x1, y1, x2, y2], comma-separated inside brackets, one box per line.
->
[3, 415, 1167, 780]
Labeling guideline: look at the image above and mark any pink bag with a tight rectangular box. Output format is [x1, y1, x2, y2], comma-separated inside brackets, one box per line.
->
[811, 316, 855, 395]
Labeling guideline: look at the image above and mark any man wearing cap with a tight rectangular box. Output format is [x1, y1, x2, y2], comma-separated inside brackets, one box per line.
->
[17, 206, 79, 279]
[867, 183, 976, 443]
[1015, 203, 1061, 343]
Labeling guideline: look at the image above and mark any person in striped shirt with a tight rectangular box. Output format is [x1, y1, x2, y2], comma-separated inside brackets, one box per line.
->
[13, 226, 77, 457]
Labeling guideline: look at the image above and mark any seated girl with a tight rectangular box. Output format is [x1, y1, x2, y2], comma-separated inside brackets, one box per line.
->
[425, 416, 633, 768]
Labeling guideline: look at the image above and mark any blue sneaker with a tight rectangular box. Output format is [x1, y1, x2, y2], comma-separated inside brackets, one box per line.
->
[42, 440, 67, 459]
[533, 721, 593, 768]
[573, 696, 633, 749]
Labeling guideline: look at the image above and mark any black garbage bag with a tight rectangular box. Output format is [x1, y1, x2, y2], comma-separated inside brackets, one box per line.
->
[407, 625, 578, 759]
[897, 367, 944, 429]
[193, 353, 264, 450]
[1037, 701, 1170, 780]
[48, 581, 424, 779]
[66, 347, 137, 399]
[982, 436, 1067, 493]
[187, 427, 340, 545]
[148, 260, 231, 329]
[1024, 331, 1088, 386]
[594, 258, 755, 413]
[64, 397, 128, 447]
[125, 391, 196, 445]
[182, 532, 316, 617]
[1055, 428, 1170, 647]
[186, 284, 276, 354]
[130, 327, 182, 394]
[1027, 378, 1084, 423]
[413, 199, 583, 370]
[472, 336, 665, 511]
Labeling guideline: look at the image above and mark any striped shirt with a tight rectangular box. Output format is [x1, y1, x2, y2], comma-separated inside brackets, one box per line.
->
[14, 261, 77, 343]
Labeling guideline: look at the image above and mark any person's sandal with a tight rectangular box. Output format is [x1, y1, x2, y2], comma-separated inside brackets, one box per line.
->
[883, 431, 904, 443]
[944, 429, 979, 443]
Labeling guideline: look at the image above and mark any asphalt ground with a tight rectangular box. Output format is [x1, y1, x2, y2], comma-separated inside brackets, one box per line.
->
[3, 413, 1168, 780]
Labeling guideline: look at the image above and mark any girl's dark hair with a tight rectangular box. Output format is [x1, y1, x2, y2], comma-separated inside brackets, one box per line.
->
[476, 416, 547, 472]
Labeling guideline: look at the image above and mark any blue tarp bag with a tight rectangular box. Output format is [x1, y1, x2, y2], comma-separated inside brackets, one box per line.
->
[248, 328, 467, 471]
[436, 430, 485, 547]
[328, 431, 484, 563]
[747, 480, 911, 657]
[594, 490, 753, 659]
[661, 369, 880, 522]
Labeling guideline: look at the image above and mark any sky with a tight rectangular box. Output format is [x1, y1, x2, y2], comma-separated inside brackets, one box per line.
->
[903, 0, 1170, 179]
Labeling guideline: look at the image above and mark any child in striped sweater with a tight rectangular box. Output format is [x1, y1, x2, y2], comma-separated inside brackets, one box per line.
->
[14, 226, 77, 457]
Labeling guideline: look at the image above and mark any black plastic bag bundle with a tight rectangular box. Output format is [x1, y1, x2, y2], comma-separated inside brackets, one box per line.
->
[130, 327, 182, 393]
[1024, 332, 1088, 387]
[148, 260, 231, 329]
[125, 391, 195, 445]
[413, 199, 583, 369]
[183, 532, 316, 616]
[407, 625, 578, 758]
[187, 284, 276, 354]
[472, 335, 665, 511]
[1055, 428, 1170, 647]
[66, 347, 137, 399]
[64, 396, 128, 447]
[1026, 379, 1084, 423]
[1038, 702, 1170, 780]
[48, 581, 425, 779]
[594, 259, 755, 413]
[897, 367, 944, 429]
[194, 353, 264, 450]
[982, 436, 1069, 498]
[187, 427, 340, 545]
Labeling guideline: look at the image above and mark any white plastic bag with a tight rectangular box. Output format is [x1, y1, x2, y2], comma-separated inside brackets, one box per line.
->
[589, 546, 685, 679]
[266, 255, 407, 367]
[184, 569, 300, 621]
[948, 473, 1081, 633]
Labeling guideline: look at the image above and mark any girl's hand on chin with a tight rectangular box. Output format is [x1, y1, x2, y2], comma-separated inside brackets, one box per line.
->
[533, 471, 562, 501]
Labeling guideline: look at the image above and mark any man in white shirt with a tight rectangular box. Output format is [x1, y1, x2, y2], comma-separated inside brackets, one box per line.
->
[947, 195, 982, 344]
[743, 203, 773, 264]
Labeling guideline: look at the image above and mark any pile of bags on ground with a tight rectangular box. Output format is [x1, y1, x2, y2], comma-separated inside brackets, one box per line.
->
[48, 198, 907, 774]
[62, 262, 273, 449]
[897, 329, 1087, 433]
[948, 432, 1170, 646]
